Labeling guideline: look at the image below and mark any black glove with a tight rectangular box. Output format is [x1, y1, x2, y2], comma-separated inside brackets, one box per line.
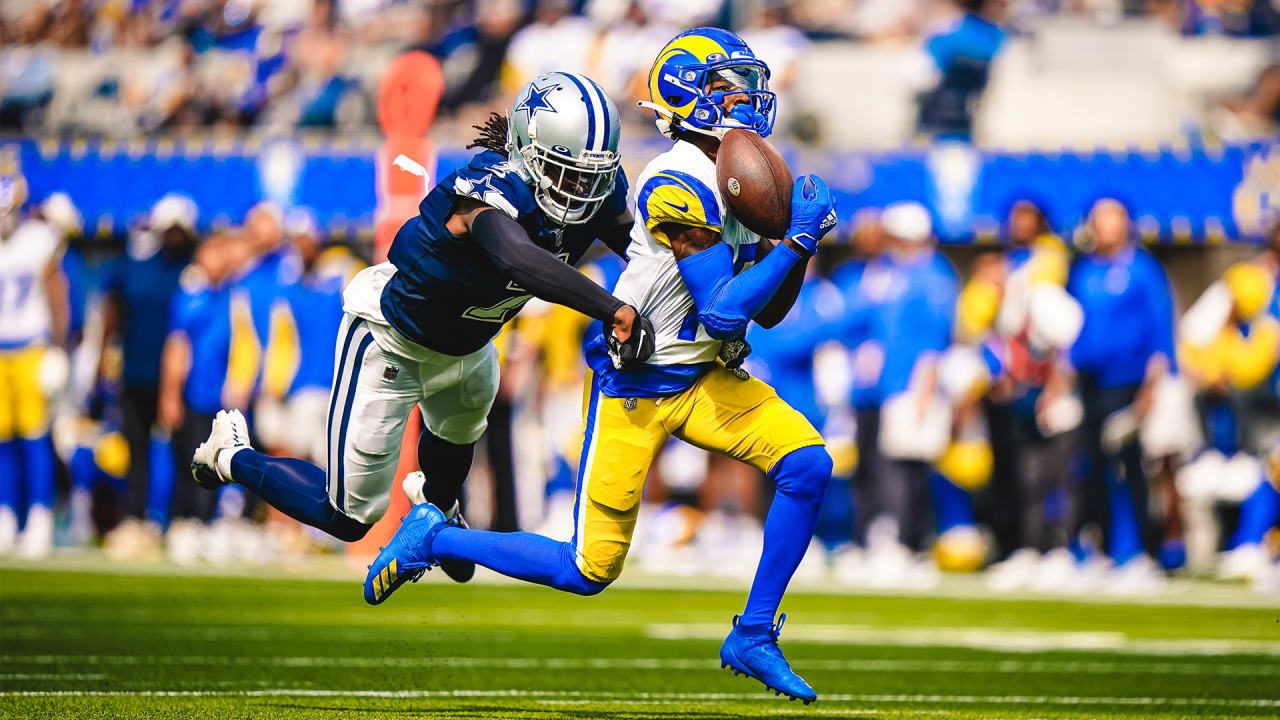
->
[718, 337, 752, 380]
[606, 313, 656, 369]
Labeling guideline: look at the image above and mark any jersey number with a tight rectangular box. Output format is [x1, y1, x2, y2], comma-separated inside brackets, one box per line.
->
[462, 294, 531, 324]
[0, 272, 35, 313]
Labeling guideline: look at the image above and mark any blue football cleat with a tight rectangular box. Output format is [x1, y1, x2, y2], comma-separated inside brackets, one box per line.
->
[720, 614, 816, 704]
[363, 502, 450, 605]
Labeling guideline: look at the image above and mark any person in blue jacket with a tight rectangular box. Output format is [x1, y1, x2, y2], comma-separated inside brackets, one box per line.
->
[1067, 198, 1176, 570]
[841, 202, 958, 550]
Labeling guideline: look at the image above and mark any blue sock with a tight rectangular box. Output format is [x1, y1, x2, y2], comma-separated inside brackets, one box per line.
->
[1106, 467, 1142, 565]
[740, 445, 832, 628]
[930, 472, 974, 534]
[1229, 478, 1280, 549]
[0, 440, 18, 513]
[147, 435, 175, 528]
[432, 526, 608, 596]
[229, 449, 369, 541]
[71, 446, 98, 492]
[18, 435, 55, 510]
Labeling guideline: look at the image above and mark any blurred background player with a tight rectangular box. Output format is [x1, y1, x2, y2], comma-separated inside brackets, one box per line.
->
[843, 201, 957, 584]
[0, 152, 69, 559]
[1067, 198, 1177, 590]
[99, 193, 198, 559]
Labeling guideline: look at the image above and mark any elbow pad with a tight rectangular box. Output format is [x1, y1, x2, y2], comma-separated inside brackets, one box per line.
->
[676, 240, 800, 341]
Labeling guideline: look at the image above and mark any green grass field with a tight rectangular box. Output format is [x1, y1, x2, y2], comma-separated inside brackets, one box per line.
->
[1, 562, 1278, 719]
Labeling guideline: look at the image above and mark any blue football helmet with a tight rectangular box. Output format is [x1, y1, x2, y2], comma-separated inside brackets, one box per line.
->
[641, 28, 776, 139]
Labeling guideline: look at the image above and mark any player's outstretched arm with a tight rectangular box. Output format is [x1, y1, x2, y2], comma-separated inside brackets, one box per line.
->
[667, 175, 836, 340]
[458, 200, 648, 357]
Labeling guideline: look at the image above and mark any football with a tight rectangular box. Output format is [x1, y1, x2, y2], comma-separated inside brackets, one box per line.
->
[716, 128, 793, 238]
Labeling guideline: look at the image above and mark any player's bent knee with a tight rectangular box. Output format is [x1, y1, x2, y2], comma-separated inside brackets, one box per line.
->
[327, 512, 373, 542]
[562, 570, 611, 596]
[775, 445, 833, 504]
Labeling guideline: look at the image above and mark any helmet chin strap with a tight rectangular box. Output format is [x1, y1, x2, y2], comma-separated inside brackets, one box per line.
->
[636, 101, 726, 140]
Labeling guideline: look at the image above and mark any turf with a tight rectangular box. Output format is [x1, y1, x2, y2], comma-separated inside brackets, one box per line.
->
[1, 564, 1278, 719]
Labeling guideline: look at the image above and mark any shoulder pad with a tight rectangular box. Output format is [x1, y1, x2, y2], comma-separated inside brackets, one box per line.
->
[636, 170, 723, 246]
[452, 152, 536, 220]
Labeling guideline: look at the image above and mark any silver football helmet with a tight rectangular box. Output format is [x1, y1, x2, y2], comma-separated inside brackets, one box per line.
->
[507, 72, 621, 225]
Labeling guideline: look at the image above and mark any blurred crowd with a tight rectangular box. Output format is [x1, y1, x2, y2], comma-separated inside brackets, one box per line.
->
[2, 166, 1279, 596]
[1, 0, 1277, 141]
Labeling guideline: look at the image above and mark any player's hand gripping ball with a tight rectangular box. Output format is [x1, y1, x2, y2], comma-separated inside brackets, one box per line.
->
[784, 174, 838, 256]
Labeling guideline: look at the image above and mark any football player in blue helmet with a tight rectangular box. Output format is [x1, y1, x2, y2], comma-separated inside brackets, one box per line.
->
[191, 72, 654, 584]
[638, 27, 777, 139]
[363, 28, 838, 706]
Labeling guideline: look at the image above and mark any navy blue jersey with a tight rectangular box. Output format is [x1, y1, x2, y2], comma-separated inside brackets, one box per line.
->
[381, 150, 628, 356]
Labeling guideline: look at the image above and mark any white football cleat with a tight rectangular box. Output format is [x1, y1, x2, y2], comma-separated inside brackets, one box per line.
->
[191, 409, 251, 489]
[402, 471, 428, 505]
[0, 506, 18, 556]
[17, 505, 54, 560]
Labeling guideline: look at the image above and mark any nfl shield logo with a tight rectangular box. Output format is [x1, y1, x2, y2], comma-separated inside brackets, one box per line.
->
[383, 365, 399, 380]
[624, 397, 638, 412]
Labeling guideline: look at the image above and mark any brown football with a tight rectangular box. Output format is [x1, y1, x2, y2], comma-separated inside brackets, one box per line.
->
[715, 128, 792, 239]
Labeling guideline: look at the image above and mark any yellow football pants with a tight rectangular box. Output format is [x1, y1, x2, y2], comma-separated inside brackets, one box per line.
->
[571, 367, 824, 583]
[0, 345, 50, 440]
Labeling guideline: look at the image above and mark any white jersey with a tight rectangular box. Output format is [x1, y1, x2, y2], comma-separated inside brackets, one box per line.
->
[0, 219, 60, 349]
[614, 140, 761, 367]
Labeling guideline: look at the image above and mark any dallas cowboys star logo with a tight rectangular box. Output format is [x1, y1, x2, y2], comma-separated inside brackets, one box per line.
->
[467, 174, 499, 198]
[515, 83, 558, 120]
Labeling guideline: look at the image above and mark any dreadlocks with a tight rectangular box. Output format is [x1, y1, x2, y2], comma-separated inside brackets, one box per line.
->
[467, 113, 509, 155]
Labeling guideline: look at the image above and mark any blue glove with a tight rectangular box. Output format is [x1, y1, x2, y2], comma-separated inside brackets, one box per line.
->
[784, 174, 837, 255]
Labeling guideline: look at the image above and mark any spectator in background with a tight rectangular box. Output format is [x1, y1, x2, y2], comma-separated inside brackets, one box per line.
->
[587, 0, 678, 113]
[910, 0, 1007, 141]
[503, 0, 593, 90]
[1067, 198, 1176, 587]
[842, 202, 958, 578]
[1175, 0, 1280, 37]
[101, 193, 198, 560]
[0, 6, 56, 130]
[739, 0, 811, 135]
[159, 230, 246, 564]
[430, 0, 525, 114]
[1207, 63, 1280, 142]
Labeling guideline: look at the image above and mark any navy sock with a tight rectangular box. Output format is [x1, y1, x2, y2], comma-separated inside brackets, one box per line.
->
[18, 436, 55, 509]
[416, 430, 474, 509]
[229, 449, 370, 542]
[740, 445, 832, 628]
[432, 526, 608, 596]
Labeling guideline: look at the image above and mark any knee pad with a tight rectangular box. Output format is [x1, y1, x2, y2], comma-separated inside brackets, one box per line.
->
[774, 445, 833, 504]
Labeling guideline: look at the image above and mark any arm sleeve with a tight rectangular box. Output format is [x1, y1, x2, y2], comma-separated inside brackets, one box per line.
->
[675, 240, 802, 341]
[471, 208, 624, 324]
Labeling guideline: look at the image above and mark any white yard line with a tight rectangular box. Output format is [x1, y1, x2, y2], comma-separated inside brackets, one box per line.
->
[0, 689, 1277, 709]
[646, 623, 1280, 655]
[4, 654, 1278, 676]
[0, 673, 107, 680]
